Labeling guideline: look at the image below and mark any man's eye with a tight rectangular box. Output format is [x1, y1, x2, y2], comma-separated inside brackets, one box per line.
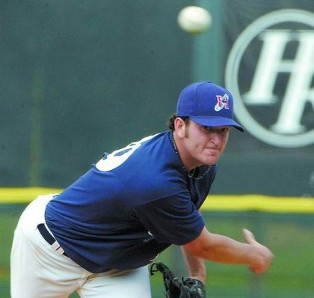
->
[221, 128, 230, 134]
[202, 126, 230, 134]
[202, 126, 214, 132]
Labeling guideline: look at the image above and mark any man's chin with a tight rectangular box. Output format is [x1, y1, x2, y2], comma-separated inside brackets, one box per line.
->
[202, 159, 218, 166]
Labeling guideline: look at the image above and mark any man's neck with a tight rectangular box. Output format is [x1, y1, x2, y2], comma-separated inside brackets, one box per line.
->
[172, 131, 200, 171]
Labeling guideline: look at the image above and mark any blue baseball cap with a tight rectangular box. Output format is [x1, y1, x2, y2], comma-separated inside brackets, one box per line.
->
[176, 81, 244, 131]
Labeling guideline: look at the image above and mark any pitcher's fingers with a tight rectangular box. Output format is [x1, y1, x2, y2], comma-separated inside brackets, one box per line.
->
[242, 228, 256, 244]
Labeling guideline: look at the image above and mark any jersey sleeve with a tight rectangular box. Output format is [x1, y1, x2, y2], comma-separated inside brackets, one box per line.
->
[132, 193, 205, 246]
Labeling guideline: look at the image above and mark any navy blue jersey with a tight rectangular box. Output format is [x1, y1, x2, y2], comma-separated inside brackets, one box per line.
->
[45, 131, 217, 273]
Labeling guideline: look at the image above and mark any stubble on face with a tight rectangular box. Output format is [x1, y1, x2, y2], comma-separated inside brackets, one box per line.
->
[182, 122, 229, 169]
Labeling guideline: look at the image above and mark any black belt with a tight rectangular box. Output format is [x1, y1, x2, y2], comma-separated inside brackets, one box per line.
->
[38, 223, 56, 245]
[37, 223, 67, 256]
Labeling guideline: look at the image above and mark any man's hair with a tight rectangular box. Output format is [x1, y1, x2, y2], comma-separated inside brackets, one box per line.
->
[168, 115, 190, 131]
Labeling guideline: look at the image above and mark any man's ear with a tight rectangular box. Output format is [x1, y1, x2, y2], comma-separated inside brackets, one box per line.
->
[174, 117, 187, 138]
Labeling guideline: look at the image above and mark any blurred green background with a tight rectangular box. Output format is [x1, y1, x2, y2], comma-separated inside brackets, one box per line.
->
[2, 204, 314, 297]
[1, 0, 313, 193]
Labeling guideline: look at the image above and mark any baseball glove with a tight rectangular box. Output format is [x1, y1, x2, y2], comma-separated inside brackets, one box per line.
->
[150, 262, 206, 298]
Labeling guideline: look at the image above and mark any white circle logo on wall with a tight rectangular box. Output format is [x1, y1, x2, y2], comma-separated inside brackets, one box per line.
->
[225, 9, 314, 148]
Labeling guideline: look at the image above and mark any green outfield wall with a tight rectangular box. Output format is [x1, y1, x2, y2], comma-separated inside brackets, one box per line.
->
[1, 188, 314, 213]
[0, 0, 313, 197]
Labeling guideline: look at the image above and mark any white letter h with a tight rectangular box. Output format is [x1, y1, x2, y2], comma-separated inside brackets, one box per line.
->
[243, 30, 314, 133]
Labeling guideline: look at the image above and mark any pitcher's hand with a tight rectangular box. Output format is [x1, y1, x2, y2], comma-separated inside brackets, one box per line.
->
[243, 228, 274, 274]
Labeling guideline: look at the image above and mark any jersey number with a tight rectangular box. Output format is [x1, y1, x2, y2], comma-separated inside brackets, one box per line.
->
[95, 135, 155, 171]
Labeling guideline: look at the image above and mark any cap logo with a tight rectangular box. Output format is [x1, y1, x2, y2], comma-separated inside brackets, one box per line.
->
[214, 94, 230, 111]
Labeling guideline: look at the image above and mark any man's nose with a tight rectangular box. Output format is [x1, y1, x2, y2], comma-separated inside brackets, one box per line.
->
[209, 131, 223, 145]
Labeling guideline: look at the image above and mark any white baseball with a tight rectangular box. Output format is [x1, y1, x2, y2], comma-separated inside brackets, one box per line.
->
[177, 6, 212, 35]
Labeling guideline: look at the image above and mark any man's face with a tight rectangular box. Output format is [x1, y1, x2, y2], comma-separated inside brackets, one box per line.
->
[175, 118, 230, 170]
